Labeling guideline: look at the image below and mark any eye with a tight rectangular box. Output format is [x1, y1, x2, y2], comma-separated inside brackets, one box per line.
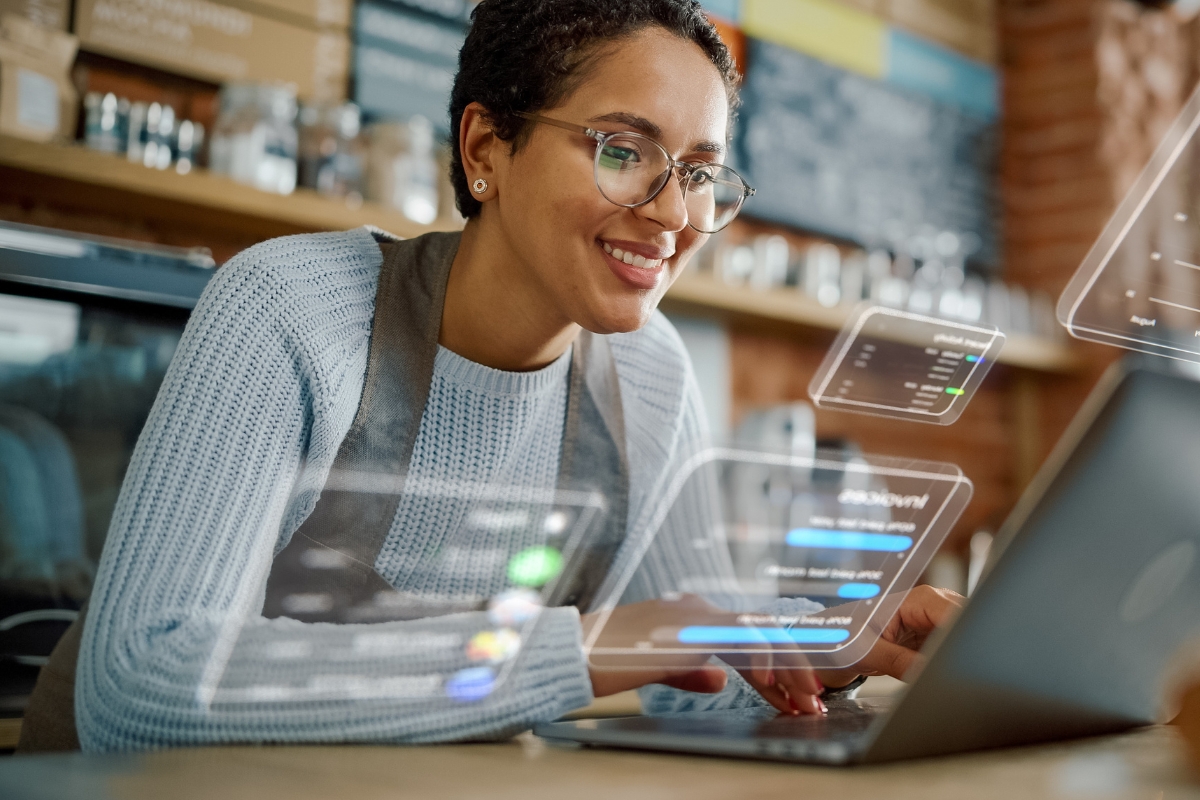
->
[598, 140, 644, 171]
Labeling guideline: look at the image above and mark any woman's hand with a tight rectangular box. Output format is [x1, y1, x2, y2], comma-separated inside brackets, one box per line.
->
[817, 585, 965, 690]
[581, 595, 825, 716]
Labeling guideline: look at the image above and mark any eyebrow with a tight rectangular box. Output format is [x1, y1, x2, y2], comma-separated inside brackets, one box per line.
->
[588, 111, 725, 157]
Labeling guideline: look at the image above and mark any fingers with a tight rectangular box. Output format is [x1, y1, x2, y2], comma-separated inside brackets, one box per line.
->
[741, 672, 796, 715]
[737, 663, 826, 716]
[900, 585, 964, 633]
[857, 637, 924, 681]
[775, 669, 826, 714]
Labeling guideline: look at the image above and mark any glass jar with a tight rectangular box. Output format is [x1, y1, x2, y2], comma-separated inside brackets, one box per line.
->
[364, 116, 439, 225]
[173, 120, 205, 175]
[298, 102, 364, 201]
[83, 92, 128, 154]
[209, 83, 298, 196]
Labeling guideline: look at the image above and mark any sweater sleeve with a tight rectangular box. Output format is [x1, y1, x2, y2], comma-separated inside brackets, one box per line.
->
[76, 233, 592, 752]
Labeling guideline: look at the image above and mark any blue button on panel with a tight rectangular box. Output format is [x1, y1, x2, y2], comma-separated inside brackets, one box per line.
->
[836, 582, 881, 599]
[786, 528, 914, 552]
[677, 626, 851, 645]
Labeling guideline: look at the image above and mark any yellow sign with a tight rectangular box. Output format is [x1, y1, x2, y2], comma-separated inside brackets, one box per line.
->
[741, 0, 887, 79]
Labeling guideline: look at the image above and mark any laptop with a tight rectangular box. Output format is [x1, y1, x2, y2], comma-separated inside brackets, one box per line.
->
[535, 358, 1200, 764]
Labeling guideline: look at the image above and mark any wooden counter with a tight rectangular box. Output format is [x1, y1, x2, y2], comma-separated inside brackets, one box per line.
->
[0, 727, 1194, 799]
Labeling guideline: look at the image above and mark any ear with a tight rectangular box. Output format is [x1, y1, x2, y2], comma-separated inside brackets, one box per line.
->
[459, 101, 501, 202]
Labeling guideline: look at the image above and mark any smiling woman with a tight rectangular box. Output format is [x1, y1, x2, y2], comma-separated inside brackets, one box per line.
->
[21, 0, 961, 754]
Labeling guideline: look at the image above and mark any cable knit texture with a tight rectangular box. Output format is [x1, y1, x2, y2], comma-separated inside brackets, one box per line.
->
[75, 227, 777, 752]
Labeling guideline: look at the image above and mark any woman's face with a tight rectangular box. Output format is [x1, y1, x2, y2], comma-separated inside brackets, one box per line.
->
[489, 27, 730, 334]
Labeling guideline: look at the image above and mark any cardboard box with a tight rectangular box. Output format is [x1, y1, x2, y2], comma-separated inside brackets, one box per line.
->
[74, 0, 350, 101]
[0, 0, 68, 30]
[882, 0, 996, 63]
[0, 15, 77, 141]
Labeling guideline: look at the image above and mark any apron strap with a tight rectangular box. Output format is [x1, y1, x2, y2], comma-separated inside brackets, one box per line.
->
[545, 332, 629, 611]
[263, 230, 629, 622]
[262, 233, 460, 622]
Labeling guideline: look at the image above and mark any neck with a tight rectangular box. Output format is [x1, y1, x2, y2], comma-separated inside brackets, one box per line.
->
[439, 218, 579, 372]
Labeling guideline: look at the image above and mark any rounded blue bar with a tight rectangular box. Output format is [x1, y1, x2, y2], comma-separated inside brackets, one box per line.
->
[786, 528, 913, 552]
[677, 626, 851, 645]
[837, 582, 881, 599]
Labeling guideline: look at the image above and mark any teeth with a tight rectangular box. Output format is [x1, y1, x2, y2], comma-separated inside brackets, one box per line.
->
[601, 242, 663, 269]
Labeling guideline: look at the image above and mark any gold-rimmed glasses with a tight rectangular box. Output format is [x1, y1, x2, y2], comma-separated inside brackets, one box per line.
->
[515, 112, 754, 234]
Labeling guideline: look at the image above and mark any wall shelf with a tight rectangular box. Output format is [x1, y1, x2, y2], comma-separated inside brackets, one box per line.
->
[665, 271, 1079, 373]
[0, 135, 457, 239]
[0, 135, 1077, 373]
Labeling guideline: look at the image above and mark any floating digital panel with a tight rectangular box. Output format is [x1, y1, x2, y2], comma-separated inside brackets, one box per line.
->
[808, 305, 1004, 424]
[198, 480, 606, 711]
[585, 448, 972, 672]
[1058, 84, 1200, 361]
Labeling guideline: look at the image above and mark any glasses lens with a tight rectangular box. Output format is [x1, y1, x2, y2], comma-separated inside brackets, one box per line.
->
[684, 164, 747, 233]
[594, 133, 671, 206]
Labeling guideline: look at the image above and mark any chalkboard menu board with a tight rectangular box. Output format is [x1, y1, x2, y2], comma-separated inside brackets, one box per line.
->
[354, 1, 466, 134]
[735, 38, 1000, 269]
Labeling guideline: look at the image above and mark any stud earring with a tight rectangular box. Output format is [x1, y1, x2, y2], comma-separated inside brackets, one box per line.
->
[472, 178, 488, 194]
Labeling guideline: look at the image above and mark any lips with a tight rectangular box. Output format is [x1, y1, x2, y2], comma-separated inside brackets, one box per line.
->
[599, 239, 672, 291]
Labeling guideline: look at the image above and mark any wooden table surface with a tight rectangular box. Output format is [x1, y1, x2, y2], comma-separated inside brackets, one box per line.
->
[0, 727, 1197, 800]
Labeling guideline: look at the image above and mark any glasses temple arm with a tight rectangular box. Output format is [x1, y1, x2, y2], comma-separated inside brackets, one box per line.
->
[514, 112, 601, 140]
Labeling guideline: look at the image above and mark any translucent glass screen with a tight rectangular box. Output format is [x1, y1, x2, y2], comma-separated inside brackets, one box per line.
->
[586, 448, 972, 672]
[1059, 84, 1200, 362]
[808, 305, 1004, 425]
[200, 481, 606, 709]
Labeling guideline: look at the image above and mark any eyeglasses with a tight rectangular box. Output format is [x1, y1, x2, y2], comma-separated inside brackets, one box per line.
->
[515, 112, 754, 234]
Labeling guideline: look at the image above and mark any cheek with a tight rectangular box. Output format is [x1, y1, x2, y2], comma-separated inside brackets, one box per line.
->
[508, 149, 607, 231]
[673, 230, 709, 272]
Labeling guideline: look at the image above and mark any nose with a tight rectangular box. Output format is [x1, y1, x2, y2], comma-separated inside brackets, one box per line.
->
[635, 168, 689, 233]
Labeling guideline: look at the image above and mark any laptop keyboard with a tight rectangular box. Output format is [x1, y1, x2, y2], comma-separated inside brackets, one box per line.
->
[752, 696, 885, 741]
[537, 696, 895, 764]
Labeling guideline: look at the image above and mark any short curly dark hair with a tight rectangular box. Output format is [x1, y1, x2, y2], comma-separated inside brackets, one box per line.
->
[448, 0, 740, 218]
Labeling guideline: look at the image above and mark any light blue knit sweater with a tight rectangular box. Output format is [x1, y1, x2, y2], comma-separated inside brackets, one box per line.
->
[75, 228, 797, 752]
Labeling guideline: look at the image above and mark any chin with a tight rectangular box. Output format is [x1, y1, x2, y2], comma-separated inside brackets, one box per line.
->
[579, 296, 658, 335]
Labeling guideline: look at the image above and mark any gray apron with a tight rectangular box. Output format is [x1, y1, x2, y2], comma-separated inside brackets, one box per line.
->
[19, 230, 629, 751]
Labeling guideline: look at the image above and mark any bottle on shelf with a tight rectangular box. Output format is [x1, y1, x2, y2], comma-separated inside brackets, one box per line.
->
[83, 92, 128, 154]
[691, 224, 1063, 340]
[298, 102, 365, 203]
[364, 115, 439, 225]
[173, 120, 205, 175]
[141, 102, 176, 170]
[208, 83, 299, 196]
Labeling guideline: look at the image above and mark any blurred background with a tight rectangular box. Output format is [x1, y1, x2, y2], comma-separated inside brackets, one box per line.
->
[1, 0, 1199, 732]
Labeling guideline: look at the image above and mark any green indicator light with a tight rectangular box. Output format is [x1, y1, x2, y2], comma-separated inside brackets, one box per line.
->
[945, 388, 965, 396]
[965, 355, 982, 363]
[507, 547, 563, 587]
